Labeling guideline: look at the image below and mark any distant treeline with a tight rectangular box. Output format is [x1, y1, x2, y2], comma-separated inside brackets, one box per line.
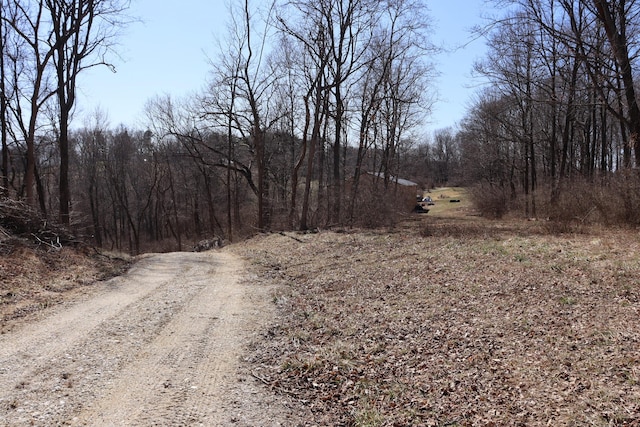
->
[4, 0, 640, 253]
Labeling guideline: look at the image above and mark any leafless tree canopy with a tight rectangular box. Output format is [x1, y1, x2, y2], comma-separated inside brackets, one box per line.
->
[0, 0, 130, 227]
[455, 0, 640, 221]
[5, 0, 640, 252]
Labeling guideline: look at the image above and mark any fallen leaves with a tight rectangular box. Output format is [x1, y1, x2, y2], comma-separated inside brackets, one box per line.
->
[235, 219, 640, 426]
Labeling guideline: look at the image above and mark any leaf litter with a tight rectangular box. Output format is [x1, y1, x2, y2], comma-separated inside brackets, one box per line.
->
[3, 211, 640, 426]
[234, 219, 640, 426]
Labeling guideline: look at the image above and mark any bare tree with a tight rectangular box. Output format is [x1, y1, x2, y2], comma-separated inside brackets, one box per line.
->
[0, 0, 129, 222]
[431, 128, 459, 185]
[75, 108, 109, 246]
[0, 3, 9, 196]
[268, 35, 307, 228]
[276, 0, 333, 229]
[591, 0, 640, 165]
[201, 0, 279, 232]
[464, 0, 640, 220]
[46, 0, 130, 225]
[2, 1, 57, 209]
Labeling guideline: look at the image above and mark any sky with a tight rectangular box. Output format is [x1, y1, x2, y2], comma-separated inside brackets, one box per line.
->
[76, 0, 493, 134]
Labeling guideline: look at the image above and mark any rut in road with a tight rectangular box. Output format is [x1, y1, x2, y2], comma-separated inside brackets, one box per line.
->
[0, 250, 288, 426]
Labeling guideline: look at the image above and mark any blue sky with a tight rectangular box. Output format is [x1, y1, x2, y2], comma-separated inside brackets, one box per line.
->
[76, 0, 493, 134]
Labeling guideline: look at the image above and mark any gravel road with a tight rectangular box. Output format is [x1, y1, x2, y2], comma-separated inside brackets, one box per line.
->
[0, 250, 296, 426]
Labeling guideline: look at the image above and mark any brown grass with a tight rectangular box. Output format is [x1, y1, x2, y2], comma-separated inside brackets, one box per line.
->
[234, 215, 640, 426]
[3, 187, 640, 425]
[0, 241, 131, 332]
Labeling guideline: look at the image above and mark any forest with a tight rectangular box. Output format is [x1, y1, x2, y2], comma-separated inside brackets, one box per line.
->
[2, 0, 640, 254]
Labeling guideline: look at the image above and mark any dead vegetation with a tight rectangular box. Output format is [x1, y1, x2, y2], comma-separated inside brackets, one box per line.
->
[0, 198, 131, 332]
[0, 198, 77, 251]
[3, 190, 640, 425]
[234, 217, 640, 426]
[0, 243, 131, 332]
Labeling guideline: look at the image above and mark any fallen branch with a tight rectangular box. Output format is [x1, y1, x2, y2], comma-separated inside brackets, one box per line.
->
[251, 370, 271, 385]
[278, 231, 304, 243]
[31, 233, 62, 251]
[251, 370, 301, 398]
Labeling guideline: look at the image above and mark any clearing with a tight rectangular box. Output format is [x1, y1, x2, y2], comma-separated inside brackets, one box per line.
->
[1, 189, 640, 425]
[232, 215, 640, 425]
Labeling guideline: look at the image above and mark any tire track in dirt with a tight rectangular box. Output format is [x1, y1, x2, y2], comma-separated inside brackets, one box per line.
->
[0, 254, 171, 379]
[70, 252, 248, 426]
[0, 250, 297, 426]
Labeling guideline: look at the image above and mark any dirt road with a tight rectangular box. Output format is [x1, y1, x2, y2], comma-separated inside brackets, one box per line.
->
[0, 250, 296, 426]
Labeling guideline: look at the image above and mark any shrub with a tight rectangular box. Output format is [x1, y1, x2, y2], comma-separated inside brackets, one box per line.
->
[546, 179, 600, 224]
[602, 170, 640, 225]
[468, 183, 511, 219]
[542, 172, 640, 227]
[348, 192, 402, 228]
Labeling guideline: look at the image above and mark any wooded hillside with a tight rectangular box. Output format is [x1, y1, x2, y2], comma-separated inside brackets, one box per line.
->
[2, 1, 640, 253]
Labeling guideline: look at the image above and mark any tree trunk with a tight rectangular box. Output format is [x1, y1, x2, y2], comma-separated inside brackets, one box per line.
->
[332, 82, 343, 224]
[0, 7, 8, 197]
[58, 106, 71, 225]
[301, 81, 325, 231]
[593, 0, 640, 166]
[289, 94, 310, 228]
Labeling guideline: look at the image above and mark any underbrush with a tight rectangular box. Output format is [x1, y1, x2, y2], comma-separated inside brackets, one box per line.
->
[0, 196, 132, 330]
[235, 222, 640, 426]
[471, 173, 640, 228]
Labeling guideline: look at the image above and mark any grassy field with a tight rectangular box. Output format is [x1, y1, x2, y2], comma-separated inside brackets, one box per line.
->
[234, 200, 640, 426]
[419, 187, 474, 217]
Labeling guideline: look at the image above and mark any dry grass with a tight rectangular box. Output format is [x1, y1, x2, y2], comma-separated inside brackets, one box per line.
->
[0, 197, 132, 332]
[234, 216, 640, 426]
[0, 241, 131, 333]
[421, 187, 475, 218]
[3, 187, 640, 425]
